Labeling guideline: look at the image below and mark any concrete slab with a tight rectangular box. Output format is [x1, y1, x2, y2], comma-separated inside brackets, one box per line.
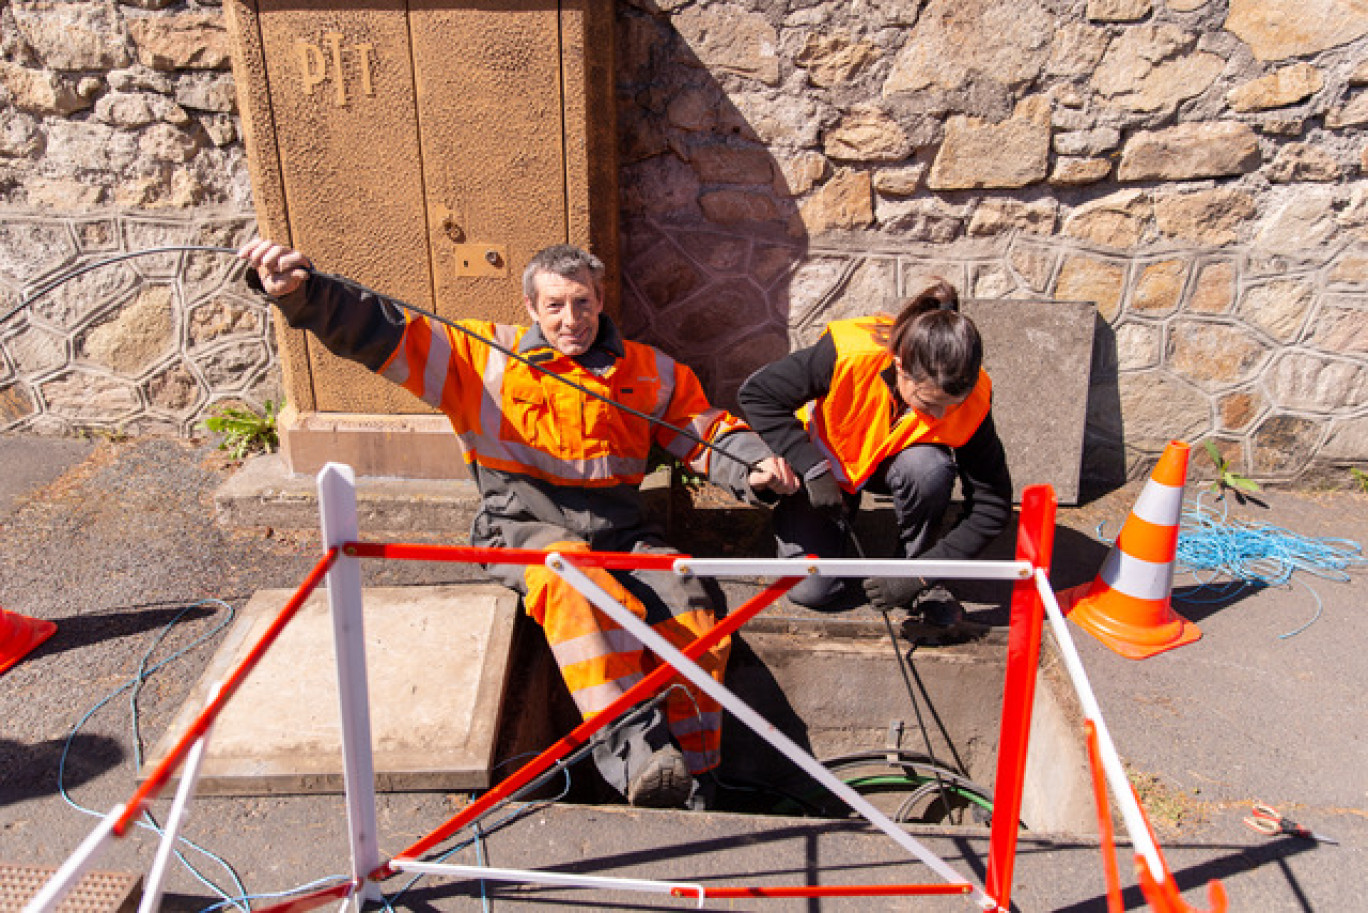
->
[964, 298, 1097, 505]
[723, 628, 1095, 836]
[383, 801, 1366, 913]
[144, 583, 519, 795]
[212, 451, 671, 536]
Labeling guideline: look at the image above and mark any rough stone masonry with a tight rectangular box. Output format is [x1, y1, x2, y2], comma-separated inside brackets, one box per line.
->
[1, 0, 1366, 488]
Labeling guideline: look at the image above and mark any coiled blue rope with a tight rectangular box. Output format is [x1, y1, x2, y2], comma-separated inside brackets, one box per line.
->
[1171, 493, 1368, 638]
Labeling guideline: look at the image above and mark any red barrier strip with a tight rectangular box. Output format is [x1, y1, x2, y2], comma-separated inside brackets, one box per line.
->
[674, 883, 972, 899]
[114, 549, 339, 836]
[1084, 721, 1124, 913]
[344, 541, 678, 571]
[249, 879, 359, 913]
[378, 574, 800, 877]
[985, 484, 1057, 911]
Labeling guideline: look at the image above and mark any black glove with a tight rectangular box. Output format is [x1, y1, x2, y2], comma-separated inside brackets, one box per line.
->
[863, 575, 928, 613]
[804, 470, 847, 517]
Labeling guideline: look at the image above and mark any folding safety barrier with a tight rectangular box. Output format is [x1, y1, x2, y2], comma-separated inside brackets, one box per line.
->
[23, 464, 1227, 913]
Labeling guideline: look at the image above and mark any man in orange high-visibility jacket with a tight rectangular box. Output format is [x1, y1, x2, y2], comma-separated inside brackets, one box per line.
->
[240, 239, 798, 809]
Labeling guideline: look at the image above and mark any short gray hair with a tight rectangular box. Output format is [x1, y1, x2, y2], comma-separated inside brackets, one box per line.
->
[522, 244, 605, 300]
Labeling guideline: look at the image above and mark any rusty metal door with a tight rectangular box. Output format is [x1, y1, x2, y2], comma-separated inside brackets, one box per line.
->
[228, 0, 607, 419]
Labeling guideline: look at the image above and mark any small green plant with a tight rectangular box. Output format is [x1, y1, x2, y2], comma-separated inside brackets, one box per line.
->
[1351, 467, 1368, 494]
[1202, 439, 1261, 501]
[647, 445, 705, 490]
[203, 399, 280, 459]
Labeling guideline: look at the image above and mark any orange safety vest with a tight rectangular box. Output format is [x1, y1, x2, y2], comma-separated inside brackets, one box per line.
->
[807, 316, 992, 492]
[377, 315, 745, 487]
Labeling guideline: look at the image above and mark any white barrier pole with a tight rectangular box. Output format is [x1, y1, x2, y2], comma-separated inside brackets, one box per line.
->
[1034, 569, 1165, 882]
[547, 555, 994, 911]
[21, 804, 124, 913]
[678, 557, 1030, 582]
[392, 860, 706, 907]
[317, 463, 382, 908]
[138, 729, 213, 913]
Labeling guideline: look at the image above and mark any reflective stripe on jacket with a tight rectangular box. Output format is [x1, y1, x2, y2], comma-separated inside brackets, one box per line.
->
[377, 314, 746, 487]
[807, 316, 992, 492]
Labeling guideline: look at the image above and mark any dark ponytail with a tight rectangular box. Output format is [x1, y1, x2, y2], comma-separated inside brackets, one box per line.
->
[887, 278, 981, 398]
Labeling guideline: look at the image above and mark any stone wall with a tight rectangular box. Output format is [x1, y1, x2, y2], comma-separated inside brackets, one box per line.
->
[2, 0, 1367, 488]
[615, 0, 1368, 487]
[0, 0, 268, 437]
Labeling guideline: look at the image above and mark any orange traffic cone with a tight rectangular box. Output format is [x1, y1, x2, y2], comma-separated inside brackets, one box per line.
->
[0, 605, 56, 676]
[1057, 440, 1201, 659]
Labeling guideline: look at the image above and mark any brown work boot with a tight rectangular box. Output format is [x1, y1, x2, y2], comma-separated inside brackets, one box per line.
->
[626, 743, 693, 808]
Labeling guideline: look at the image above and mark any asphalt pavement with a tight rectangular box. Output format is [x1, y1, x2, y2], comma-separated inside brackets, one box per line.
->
[1, 432, 1365, 912]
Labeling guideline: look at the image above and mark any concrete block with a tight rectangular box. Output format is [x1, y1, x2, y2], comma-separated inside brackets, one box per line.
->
[964, 298, 1096, 504]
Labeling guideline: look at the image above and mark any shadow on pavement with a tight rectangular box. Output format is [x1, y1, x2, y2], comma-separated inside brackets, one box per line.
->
[1050, 837, 1317, 913]
[0, 734, 124, 807]
[24, 601, 222, 662]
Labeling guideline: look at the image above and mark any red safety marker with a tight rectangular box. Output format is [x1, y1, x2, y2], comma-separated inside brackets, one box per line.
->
[0, 604, 57, 676]
[1085, 721, 1125, 913]
[985, 484, 1056, 911]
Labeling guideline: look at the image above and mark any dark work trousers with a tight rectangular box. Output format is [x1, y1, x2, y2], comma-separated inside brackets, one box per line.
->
[773, 444, 957, 609]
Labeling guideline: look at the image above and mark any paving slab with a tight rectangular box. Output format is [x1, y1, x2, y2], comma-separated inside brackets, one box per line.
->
[143, 583, 519, 795]
[212, 452, 481, 534]
[0, 863, 140, 913]
[366, 801, 1366, 913]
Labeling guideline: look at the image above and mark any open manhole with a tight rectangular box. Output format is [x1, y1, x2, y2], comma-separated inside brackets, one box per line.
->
[501, 607, 1096, 837]
[718, 622, 1092, 834]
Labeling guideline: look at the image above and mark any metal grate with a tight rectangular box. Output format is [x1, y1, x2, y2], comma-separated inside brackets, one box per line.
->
[0, 865, 141, 913]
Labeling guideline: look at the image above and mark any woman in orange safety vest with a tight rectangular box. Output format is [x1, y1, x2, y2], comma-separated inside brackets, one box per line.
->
[738, 278, 1013, 631]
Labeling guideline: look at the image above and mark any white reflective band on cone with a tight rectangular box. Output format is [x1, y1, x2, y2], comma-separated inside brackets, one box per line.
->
[1130, 480, 1183, 527]
[1098, 548, 1175, 602]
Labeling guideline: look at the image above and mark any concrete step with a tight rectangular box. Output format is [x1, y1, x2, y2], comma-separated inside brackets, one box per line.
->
[213, 452, 483, 534]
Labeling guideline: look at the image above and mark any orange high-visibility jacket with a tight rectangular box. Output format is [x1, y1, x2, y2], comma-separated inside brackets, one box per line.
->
[807, 316, 992, 492]
[377, 315, 747, 487]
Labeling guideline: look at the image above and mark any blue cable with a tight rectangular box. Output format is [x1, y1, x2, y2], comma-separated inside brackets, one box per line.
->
[59, 599, 252, 910]
[60, 596, 679, 911]
[1168, 493, 1368, 638]
[379, 752, 575, 911]
[60, 598, 366, 912]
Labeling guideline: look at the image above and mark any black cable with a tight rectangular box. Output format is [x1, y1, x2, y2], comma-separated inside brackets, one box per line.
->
[841, 520, 960, 824]
[2, 245, 242, 325]
[5, 245, 762, 476]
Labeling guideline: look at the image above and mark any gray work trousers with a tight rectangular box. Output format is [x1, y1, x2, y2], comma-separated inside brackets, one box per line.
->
[774, 444, 957, 609]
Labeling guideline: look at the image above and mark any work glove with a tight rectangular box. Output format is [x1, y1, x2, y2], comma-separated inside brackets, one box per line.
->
[803, 469, 847, 518]
[863, 575, 929, 613]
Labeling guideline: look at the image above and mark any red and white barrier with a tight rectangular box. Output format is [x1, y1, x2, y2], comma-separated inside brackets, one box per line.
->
[24, 469, 1225, 913]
